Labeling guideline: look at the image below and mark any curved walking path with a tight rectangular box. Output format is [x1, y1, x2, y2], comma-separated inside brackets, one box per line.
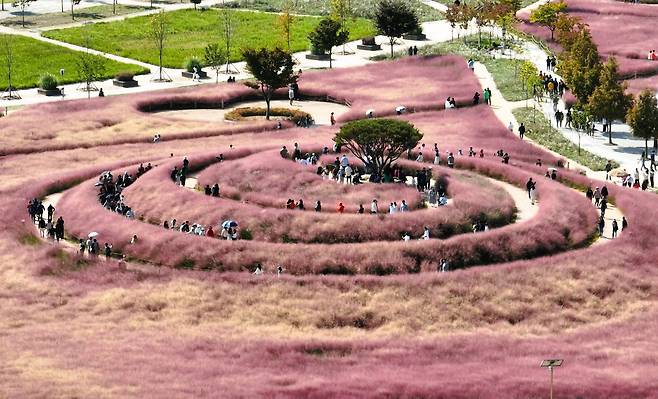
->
[473, 59, 626, 241]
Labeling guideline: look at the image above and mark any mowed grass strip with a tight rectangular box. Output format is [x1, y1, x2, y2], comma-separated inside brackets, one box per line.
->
[0, 34, 148, 90]
[44, 9, 377, 68]
[223, 0, 444, 22]
[0, 5, 150, 29]
[513, 107, 617, 171]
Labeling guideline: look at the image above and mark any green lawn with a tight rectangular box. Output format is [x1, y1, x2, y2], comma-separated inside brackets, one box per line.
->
[221, 0, 443, 22]
[0, 5, 149, 29]
[0, 35, 148, 90]
[513, 107, 618, 171]
[44, 9, 377, 68]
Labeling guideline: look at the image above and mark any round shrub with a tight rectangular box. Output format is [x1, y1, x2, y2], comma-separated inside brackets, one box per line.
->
[38, 73, 58, 90]
[114, 71, 135, 82]
[185, 57, 203, 73]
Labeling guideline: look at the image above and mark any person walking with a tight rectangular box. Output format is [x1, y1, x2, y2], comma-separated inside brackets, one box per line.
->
[288, 84, 295, 105]
[622, 216, 628, 231]
[603, 160, 612, 181]
[518, 123, 526, 139]
[526, 178, 534, 199]
[330, 112, 336, 126]
[370, 199, 378, 214]
[483, 88, 491, 105]
[598, 216, 605, 236]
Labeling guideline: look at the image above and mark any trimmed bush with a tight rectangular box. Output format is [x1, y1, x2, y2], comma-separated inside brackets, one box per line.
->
[114, 71, 135, 82]
[225, 107, 311, 124]
[184, 56, 203, 73]
[38, 73, 58, 90]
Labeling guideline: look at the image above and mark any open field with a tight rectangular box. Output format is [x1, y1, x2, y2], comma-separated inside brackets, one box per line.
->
[0, 34, 148, 90]
[220, 0, 444, 22]
[43, 8, 376, 68]
[0, 4, 150, 29]
[3, 56, 658, 397]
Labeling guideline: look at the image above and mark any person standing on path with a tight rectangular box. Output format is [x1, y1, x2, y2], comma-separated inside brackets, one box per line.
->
[526, 178, 534, 199]
[330, 112, 336, 126]
[612, 219, 619, 238]
[288, 84, 295, 106]
[518, 123, 526, 139]
[598, 216, 605, 236]
[483, 88, 491, 105]
[622, 216, 628, 231]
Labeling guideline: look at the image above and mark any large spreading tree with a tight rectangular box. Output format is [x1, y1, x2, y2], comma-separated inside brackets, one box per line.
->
[375, 0, 420, 58]
[529, 0, 567, 41]
[242, 47, 297, 120]
[308, 17, 349, 68]
[626, 89, 658, 154]
[334, 119, 423, 181]
[587, 57, 632, 145]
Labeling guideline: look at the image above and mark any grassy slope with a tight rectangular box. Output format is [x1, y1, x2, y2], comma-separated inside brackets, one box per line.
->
[0, 5, 149, 29]
[44, 9, 376, 68]
[222, 0, 443, 22]
[513, 107, 617, 171]
[0, 35, 148, 90]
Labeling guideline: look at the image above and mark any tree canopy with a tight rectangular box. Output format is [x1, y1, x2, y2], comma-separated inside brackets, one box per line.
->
[529, 0, 567, 40]
[375, 0, 420, 57]
[626, 89, 658, 154]
[587, 57, 632, 144]
[242, 47, 297, 120]
[204, 43, 225, 83]
[308, 17, 349, 68]
[558, 28, 601, 105]
[334, 118, 423, 181]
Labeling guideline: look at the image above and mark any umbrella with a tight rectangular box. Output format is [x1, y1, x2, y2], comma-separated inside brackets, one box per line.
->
[396, 105, 406, 113]
[88, 231, 99, 238]
[547, 167, 557, 172]
[222, 220, 238, 228]
[609, 167, 629, 178]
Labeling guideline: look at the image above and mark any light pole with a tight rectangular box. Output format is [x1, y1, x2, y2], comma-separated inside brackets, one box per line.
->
[540, 359, 563, 399]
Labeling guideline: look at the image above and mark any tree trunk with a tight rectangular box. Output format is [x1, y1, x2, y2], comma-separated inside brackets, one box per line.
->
[390, 39, 394, 59]
[71, 1, 75, 21]
[22, 8, 25, 28]
[646, 139, 649, 156]
[61, 0, 64, 12]
[329, 48, 332, 68]
[113, 0, 116, 14]
[1, 0, 4, 12]
[265, 97, 271, 120]
[608, 125, 613, 145]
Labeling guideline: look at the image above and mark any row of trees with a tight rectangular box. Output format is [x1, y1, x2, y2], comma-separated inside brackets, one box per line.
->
[10, 0, 126, 28]
[546, 10, 658, 152]
[445, 0, 520, 46]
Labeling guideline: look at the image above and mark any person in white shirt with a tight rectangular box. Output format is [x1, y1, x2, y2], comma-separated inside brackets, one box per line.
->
[389, 202, 397, 214]
[340, 155, 349, 168]
[416, 152, 423, 162]
[344, 165, 353, 184]
[399, 200, 409, 212]
[402, 232, 411, 241]
[422, 226, 430, 240]
[370, 199, 378, 214]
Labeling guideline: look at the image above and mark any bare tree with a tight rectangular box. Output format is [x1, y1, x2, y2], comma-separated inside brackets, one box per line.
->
[76, 32, 106, 99]
[71, 0, 81, 21]
[1, 34, 20, 100]
[219, 1, 237, 74]
[150, 10, 169, 81]
[12, 0, 36, 28]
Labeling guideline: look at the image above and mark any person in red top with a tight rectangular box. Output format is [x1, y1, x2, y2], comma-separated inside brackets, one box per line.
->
[206, 226, 215, 238]
[336, 202, 345, 213]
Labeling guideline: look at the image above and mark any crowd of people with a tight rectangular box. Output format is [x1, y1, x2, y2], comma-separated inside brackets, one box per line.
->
[27, 199, 64, 241]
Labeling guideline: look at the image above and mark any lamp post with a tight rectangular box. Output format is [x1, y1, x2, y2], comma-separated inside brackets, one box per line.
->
[540, 359, 563, 399]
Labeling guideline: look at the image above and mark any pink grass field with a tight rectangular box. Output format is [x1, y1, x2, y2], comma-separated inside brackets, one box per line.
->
[517, 0, 658, 93]
[3, 56, 658, 398]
